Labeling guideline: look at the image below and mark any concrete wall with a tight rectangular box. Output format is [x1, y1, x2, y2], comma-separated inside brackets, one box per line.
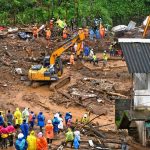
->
[136, 121, 146, 146]
[134, 73, 150, 108]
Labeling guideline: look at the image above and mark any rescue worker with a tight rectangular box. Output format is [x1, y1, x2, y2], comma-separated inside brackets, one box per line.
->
[65, 128, 74, 148]
[37, 132, 48, 150]
[22, 108, 29, 123]
[84, 27, 89, 38]
[6, 122, 16, 147]
[27, 131, 37, 150]
[32, 25, 38, 39]
[45, 28, 51, 48]
[89, 28, 94, 40]
[74, 43, 78, 53]
[6, 110, 13, 125]
[65, 112, 72, 126]
[52, 114, 60, 135]
[70, 53, 75, 65]
[81, 113, 89, 124]
[45, 120, 54, 146]
[49, 19, 54, 30]
[14, 108, 22, 128]
[89, 48, 94, 61]
[63, 27, 68, 39]
[74, 130, 80, 149]
[20, 119, 29, 139]
[92, 53, 98, 65]
[15, 133, 28, 150]
[103, 50, 108, 67]
[99, 23, 105, 38]
[58, 113, 63, 133]
[0, 112, 4, 126]
[29, 111, 36, 130]
[37, 112, 45, 132]
[83, 45, 90, 57]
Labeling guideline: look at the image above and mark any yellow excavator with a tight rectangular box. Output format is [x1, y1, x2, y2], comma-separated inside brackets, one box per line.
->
[28, 30, 85, 88]
[143, 15, 150, 38]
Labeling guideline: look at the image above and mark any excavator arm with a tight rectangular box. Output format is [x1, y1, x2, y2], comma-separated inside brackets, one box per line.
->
[143, 15, 150, 38]
[50, 31, 85, 65]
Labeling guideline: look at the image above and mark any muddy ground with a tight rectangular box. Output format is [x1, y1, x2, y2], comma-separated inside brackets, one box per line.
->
[0, 34, 149, 150]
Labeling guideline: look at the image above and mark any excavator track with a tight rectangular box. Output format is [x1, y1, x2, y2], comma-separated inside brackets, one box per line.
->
[49, 76, 71, 91]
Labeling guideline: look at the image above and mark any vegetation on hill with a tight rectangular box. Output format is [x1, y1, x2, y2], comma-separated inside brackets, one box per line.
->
[0, 0, 150, 26]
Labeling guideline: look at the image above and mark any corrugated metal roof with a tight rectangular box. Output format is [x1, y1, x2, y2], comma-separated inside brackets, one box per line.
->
[119, 39, 150, 73]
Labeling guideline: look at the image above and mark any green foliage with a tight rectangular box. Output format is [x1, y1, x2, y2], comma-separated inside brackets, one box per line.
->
[0, 0, 150, 26]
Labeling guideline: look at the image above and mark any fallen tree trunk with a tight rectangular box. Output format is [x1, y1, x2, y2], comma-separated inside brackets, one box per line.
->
[90, 88, 128, 99]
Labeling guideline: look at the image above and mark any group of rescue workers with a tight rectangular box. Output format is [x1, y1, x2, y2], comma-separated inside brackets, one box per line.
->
[32, 19, 123, 69]
[0, 108, 90, 149]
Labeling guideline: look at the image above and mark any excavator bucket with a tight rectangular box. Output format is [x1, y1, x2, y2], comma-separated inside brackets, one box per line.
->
[49, 76, 71, 91]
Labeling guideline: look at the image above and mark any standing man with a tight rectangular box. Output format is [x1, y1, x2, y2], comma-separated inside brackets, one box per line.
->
[0, 112, 4, 126]
[45, 120, 54, 147]
[6, 110, 13, 125]
[20, 119, 29, 139]
[70, 53, 75, 65]
[27, 131, 37, 150]
[103, 50, 108, 67]
[45, 28, 51, 48]
[32, 25, 38, 39]
[37, 112, 45, 132]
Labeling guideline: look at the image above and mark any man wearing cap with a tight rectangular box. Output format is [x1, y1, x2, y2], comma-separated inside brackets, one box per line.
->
[27, 131, 37, 150]
[70, 53, 75, 65]
[15, 133, 28, 150]
[45, 120, 54, 146]
[37, 132, 48, 150]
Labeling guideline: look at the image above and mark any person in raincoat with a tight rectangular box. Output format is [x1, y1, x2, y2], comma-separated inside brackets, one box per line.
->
[15, 133, 28, 150]
[52, 114, 60, 134]
[81, 113, 89, 124]
[27, 131, 37, 150]
[29, 111, 36, 130]
[89, 28, 95, 40]
[0, 112, 4, 126]
[22, 108, 29, 123]
[65, 128, 74, 148]
[37, 112, 45, 132]
[63, 27, 68, 39]
[83, 45, 90, 57]
[45, 120, 54, 145]
[103, 50, 108, 67]
[14, 108, 22, 127]
[74, 130, 80, 149]
[0, 124, 9, 149]
[20, 120, 29, 139]
[6, 122, 16, 147]
[99, 24, 105, 38]
[65, 112, 72, 126]
[37, 132, 48, 150]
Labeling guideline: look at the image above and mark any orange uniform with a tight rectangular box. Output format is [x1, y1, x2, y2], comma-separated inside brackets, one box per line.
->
[84, 28, 89, 37]
[33, 26, 38, 38]
[99, 24, 105, 38]
[63, 28, 68, 39]
[46, 29, 51, 40]
[45, 123, 54, 139]
[37, 137, 48, 150]
[70, 54, 75, 65]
